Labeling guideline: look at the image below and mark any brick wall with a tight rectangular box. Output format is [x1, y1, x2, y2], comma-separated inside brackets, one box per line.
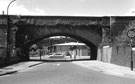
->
[97, 45, 135, 68]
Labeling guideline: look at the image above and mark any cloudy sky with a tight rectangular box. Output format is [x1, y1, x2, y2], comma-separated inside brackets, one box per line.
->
[0, 0, 135, 16]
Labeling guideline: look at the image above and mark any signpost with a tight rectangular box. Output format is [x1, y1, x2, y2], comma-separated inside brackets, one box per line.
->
[127, 29, 135, 71]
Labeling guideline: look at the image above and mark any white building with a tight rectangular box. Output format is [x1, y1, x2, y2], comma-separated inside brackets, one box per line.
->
[53, 42, 90, 56]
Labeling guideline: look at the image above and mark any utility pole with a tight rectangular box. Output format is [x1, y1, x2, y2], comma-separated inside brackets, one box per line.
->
[109, 16, 112, 46]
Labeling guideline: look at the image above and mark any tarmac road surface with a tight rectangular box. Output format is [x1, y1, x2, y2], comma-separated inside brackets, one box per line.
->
[0, 62, 135, 84]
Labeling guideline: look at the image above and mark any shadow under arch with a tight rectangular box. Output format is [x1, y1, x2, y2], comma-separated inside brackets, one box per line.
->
[23, 32, 98, 60]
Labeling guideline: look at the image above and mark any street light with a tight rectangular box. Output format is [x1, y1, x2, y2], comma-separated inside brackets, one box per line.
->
[6, 0, 16, 61]
[109, 16, 112, 46]
[7, 0, 16, 16]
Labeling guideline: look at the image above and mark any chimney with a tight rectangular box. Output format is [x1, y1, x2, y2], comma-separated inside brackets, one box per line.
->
[2, 11, 4, 15]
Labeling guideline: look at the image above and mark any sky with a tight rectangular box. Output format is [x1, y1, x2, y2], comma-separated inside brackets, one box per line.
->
[0, 0, 135, 16]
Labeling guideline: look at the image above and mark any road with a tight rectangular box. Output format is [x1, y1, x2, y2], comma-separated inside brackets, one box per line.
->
[0, 62, 135, 84]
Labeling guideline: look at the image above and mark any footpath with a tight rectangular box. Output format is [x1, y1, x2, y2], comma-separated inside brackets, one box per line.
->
[0, 61, 44, 76]
[73, 60, 135, 78]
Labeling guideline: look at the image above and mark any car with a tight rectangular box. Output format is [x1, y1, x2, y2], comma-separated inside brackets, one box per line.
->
[48, 53, 54, 58]
[49, 53, 65, 58]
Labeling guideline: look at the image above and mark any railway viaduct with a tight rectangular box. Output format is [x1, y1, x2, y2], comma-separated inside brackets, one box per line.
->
[0, 15, 135, 67]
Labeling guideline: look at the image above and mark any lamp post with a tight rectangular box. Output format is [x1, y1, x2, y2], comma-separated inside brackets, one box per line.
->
[6, 0, 16, 61]
[109, 16, 112, 46]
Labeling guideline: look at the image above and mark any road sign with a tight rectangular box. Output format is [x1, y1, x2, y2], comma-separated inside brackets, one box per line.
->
[127, 29, 135, 71]
[127, 29, 135, 39]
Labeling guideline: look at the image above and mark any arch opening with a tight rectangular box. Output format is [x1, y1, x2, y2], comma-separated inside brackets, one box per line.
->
[26, 33, 97, 61]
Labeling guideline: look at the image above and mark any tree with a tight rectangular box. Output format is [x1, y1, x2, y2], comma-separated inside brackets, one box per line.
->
[115, 20, 135, 46]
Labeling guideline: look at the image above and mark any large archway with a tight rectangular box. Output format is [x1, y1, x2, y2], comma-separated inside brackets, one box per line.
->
[21, 32, 98, 61]
[15, 18, 102, 61]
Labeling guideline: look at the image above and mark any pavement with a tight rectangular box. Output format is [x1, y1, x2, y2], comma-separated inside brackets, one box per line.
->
[1, 60, 135, 79]
[73, 60, 135, 78]
[0, 61, 44, 76]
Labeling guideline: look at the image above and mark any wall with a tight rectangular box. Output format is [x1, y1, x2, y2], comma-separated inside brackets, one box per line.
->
[0, 17, 21, 67]
[97, 46, 112, 63]
[97, 45, 135, 68]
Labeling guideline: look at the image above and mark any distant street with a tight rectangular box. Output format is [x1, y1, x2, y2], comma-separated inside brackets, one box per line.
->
[0, 62, 135, 84]
[30, 55, 90, 61]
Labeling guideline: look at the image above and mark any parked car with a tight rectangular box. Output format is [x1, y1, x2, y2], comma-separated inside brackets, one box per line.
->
[49, 53, 65, 58]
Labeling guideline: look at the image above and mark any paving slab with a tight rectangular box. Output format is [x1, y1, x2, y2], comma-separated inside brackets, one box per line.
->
[73, 60, 135, 78]
[0, 61, 44, 76]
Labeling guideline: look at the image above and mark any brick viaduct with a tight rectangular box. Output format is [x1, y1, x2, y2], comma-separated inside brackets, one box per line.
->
[0, 15, 135, 67]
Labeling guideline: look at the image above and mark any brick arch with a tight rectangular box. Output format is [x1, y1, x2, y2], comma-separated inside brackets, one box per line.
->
[16, 25, 102, 61]
[24, 32, 100, 60]
[25, 25, 102, 46]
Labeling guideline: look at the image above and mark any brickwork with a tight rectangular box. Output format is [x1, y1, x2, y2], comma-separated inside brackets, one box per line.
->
[0, 15, 135, 67]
